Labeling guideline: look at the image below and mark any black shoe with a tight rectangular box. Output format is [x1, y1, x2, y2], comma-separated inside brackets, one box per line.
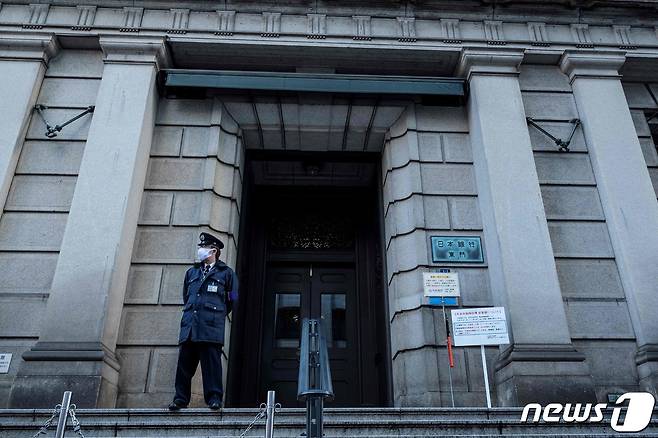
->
[208, 400, 222, 410]
[168, 400, 187, 410]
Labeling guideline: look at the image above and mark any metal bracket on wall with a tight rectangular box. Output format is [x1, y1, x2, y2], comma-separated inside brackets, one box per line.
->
[34, 104, 95, 138]
[526, 117, 581, 152]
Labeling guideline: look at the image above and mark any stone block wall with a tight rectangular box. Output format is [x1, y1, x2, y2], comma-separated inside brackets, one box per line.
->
[115, 97, 244, 407]
[0, 49, 101, 407]
[623, 82, 658, 201]
[382, 104, 496, 407]
[520, 65, 640, 401]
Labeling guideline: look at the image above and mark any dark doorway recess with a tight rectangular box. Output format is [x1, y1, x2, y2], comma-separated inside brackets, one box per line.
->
[227, 151, 391, 407]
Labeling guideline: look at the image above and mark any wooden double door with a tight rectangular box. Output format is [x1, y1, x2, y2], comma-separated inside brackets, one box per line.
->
[260, 262, 358, 406]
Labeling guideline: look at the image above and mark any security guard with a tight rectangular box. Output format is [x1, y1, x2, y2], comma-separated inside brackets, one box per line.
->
[168, 232, 238, 410]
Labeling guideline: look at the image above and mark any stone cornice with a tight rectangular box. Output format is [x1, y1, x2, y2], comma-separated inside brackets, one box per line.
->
[559, 49, 626, 83]
[0, 32, 59, 63]
[99, 35, 170, 70]
[456, 47, 525, 80]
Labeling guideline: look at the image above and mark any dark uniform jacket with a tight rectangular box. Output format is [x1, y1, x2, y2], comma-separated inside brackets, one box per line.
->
[178, 260, 238, 345]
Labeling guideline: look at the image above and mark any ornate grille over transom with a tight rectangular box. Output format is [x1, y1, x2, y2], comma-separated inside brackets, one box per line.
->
[268, 212, 355, 250]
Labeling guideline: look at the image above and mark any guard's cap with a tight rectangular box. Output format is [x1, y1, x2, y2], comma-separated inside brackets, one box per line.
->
[198, 232, 224, 249]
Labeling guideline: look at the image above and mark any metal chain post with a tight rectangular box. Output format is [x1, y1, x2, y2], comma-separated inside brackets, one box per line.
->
[32, 406, 60, 438]
[238, 403, 267, 437]
[31, 391, 86, 438]
[67, 404, 85, 438]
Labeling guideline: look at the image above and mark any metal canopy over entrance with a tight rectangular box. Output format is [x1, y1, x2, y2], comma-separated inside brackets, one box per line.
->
[163, 70, 465, 97]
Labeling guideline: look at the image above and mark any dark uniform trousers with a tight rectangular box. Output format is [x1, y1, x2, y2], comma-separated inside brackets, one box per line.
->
[173, 338, 223, 405]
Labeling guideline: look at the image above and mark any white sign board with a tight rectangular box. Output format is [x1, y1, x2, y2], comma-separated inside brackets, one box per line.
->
[451, 307, 510, 346]
[423, 272, 460, 297]
[0, 353, 12, 373]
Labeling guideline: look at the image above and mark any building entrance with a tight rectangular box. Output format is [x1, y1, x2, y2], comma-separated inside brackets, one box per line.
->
[227, 152, 391, 407]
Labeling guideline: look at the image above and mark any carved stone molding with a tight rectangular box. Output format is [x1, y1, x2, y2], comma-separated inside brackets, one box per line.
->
[456, 47, 525, 80]
[559, 49, 626, 83]
[0, 32, 59, 64]
[99, 35, 170, 70]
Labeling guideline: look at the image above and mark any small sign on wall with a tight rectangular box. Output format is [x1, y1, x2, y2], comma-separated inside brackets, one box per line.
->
[423, 272, 460, 297]
[430, 236, 484, 263]
[0, 353, 12, 374]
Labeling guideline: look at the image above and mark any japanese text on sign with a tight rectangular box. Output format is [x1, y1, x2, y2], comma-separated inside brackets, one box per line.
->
[430, 236, 484, 263]
[451, 307, 510, 346]
[423, 272, 460, 297]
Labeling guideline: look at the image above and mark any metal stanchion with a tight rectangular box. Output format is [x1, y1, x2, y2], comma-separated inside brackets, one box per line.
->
[265, 390, 276, 438]
[54, 391, 72, 438]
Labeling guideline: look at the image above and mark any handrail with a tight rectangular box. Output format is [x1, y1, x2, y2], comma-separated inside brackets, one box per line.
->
[297, 318, 334, 438]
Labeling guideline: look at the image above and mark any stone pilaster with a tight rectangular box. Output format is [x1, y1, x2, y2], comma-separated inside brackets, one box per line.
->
[9, 36, 168, 408]
[0, 33, 59, 213]
[458, 48, 596, 406]
[561, 50, 658, 398]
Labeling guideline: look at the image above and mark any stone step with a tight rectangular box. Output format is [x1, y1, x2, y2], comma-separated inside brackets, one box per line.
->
[1, 407, 657, 437]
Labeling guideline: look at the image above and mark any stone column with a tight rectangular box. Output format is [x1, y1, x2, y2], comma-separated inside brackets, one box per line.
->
[560, 50, 658, 397]
[458, 48, 595, 406]
[10, 36, 168, 408]
[0, 34, 59, 211]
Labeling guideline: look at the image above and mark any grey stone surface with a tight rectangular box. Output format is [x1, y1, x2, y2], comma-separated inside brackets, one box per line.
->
[145, 158, 206, 190]
[420, 163, 476, 195]
[118, 307, 181, 345]
[156, 98, 213, 126]
[0, 212, 67, 251]
[15, 141, 84, 175]
[124, 265, 163, 304]
[5, 175, 76, 212]
[181, 126, 211, 157]
[151, 126, 183, 156]
[116, 348, 150, 392]
[0, 252, 57, 294]
[159, 265, 188, 305]
[555, 258, 625, 299]
[639, 137, 658, 166]
[631, 109, 652, 137]
[417, 132, 442, 162]
[46, 49, 103, 79]
[540, 185, 604, 220]
[132, 227, 197, 263]
[573, 340, 640, 386]
[623, 82, 657, 109]
[448, 197, 482, 230]
[171, 191, 204, 226]
[138, 191, 173, 225]
[534, 152, 596, 185]
[548, 221, 614, 258]
[522, 92, 578, 120]
[37, 77, 99, 107]
[421, 195, 450, 230]
[565, 300, 635, 339]
[0, 297, 47, 337]
[519, 65, 571, 92]
[442, 133, 472, 163]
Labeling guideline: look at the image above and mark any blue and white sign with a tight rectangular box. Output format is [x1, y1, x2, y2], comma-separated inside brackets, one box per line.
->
[428, 296, 459, 306]
[430, 236, 484, 263]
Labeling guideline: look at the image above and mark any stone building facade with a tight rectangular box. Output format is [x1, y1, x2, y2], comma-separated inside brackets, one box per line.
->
[0, 0, 657, 409]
